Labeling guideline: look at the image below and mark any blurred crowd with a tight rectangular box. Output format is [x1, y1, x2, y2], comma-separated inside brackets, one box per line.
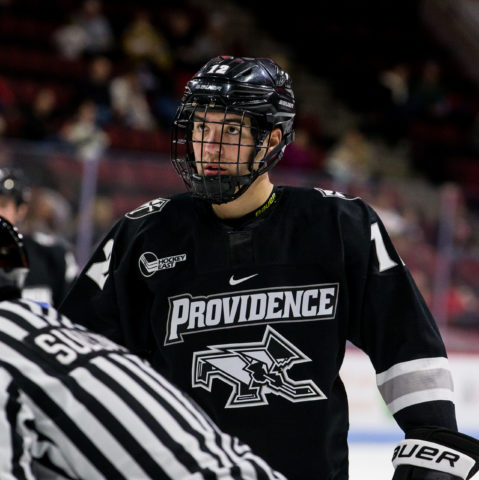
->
[0, 0, 479, 335]
[0, 0, 249, 155]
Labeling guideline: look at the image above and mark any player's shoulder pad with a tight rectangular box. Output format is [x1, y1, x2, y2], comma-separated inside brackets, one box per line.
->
[314, 187, 361, 201]
[392, 427, 479, 479]
[309, 186, 370, 220]
[123, 192, 193, 221]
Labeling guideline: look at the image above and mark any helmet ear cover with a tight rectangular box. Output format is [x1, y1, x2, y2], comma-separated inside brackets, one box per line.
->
[0, 216, 29, 293]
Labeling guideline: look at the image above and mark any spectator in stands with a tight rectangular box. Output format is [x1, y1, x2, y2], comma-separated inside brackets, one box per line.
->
[0, 75, 15, 136]
[0, 168, 77, 307]
[121, 11, 179, 129]
[74, 0, 114, 57]
[54, 0, 113, 60]
[408, 60, 448, 122]
[60, 100, 109, 161]
[24, 187, 75, 240]
[369, 186, 407, 238]
[281, 127, 325, 172]
[21, 87, 60, 142]
[324, 127, 378, 185]
[122, 9, 172, 72]
[449, 283, 479, 330]
[186, 12, 232, 67]
[79, 56, 113, 126]
[110, 67, 157, 131]
[377, 62, 412, 143]
[0, 75, 15, 114]
[162, 8, 202, 72]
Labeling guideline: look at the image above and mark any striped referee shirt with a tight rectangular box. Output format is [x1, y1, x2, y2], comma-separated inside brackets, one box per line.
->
[0, 299, 287, 480]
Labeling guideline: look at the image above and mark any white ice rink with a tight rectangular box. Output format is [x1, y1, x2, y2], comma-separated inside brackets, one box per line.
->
[349, 442, 395, 479]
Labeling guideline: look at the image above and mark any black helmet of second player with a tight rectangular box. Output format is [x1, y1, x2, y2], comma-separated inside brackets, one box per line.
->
[0, 216, 29, 292]
[171, 56, 296, 204]
[0, 168, 31, 205]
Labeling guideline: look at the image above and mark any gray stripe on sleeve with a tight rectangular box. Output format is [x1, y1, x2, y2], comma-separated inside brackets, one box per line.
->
[378, 368, 454, 405]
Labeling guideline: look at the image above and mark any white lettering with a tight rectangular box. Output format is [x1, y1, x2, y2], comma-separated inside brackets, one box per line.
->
[169, 298, 190, 340]
[283, 290, 303, 318]
[205, 299, 222, 326]
[238, 295, 250, 322]
[86, 239, 114, 290]
[35, 333, 78, 364]
[266, 292, 284, 319]
[249, 293, 267, 321]
[223, 296, 240, 324]
[166, 284, 339, 344]
[318, 287, 335, 315]
[189, 301, 205, 329]
[52, 330, 91, 354]
[301, 289, 318, 317]
[371, 222, 398, 272]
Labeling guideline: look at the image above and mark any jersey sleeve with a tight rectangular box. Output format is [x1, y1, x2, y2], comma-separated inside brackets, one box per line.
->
[59, 218, 156, 356]
[346, 202, 457, 433]
[0, 369, 36, 479]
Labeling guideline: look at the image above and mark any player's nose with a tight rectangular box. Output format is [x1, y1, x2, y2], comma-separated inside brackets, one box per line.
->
[203, 130, 222, 155]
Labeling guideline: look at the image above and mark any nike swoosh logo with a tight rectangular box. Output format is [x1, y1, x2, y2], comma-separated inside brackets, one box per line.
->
[229, 273, 258, 286]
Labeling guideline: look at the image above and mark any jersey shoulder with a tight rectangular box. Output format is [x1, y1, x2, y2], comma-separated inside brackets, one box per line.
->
[121, 193, 192, 220]
[23, 233, 73, 261]
[283, 185, 371, 218]
[110, 192, 203, 246]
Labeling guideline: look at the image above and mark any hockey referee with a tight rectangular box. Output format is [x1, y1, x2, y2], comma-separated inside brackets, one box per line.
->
[0, 216, 287, 480]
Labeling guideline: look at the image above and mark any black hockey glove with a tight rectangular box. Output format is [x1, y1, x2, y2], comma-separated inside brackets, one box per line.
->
[392, 427, 479, 479]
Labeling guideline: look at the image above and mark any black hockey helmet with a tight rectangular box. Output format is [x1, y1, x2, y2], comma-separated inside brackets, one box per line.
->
[0, 167, 31, 205]
[171, 56, 296, 204]
[0, 216, 29, 295]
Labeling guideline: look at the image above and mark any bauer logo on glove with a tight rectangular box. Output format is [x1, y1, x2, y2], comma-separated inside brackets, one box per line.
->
[392, 427, 479, 479]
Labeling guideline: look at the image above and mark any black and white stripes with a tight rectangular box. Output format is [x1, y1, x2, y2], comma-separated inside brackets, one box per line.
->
[0, 299, 286, 480]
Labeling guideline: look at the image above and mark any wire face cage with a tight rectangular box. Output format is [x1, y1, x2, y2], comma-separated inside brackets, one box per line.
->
[171, 103, 277, 204]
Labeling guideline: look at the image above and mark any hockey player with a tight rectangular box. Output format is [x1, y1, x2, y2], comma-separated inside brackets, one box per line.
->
[0, 167, 78, 306]
[60, 56, 479, 479]
[0, 215, 287, 480]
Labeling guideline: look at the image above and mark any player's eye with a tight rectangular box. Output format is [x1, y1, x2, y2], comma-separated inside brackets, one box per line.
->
[193, 122, 208, 136]
[225, 124, 241, 135]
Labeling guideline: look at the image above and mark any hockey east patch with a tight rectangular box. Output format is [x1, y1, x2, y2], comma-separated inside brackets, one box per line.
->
[165, 283, 339, 345]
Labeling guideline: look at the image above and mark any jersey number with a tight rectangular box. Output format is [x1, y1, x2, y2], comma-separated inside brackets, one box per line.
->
[86, 239, 114, 290]
[207, 64, 230, 74]
[371, 222, 398, 272]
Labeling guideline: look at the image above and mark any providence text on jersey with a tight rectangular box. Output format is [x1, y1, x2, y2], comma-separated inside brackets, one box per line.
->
[165, 283, 339, 344]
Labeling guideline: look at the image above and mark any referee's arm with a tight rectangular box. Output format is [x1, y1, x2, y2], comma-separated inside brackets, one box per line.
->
[0, 369, 35, 479]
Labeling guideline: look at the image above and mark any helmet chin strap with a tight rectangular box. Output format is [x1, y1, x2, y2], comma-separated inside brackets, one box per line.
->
[190, 172, 252, 204]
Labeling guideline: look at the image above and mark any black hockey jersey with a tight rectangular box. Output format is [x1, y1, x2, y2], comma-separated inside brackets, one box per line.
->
[22, 232, 78, 307]
[60, 186, 457, 480]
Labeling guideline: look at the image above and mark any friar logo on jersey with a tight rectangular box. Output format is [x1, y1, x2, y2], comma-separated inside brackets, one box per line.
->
[125, 197, 170, 219]
[192, 326, 326, 408]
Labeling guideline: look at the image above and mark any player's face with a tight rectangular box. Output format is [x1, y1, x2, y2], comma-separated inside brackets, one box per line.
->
[191, 111, 257, 177]
[0, 196, 22, 225]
